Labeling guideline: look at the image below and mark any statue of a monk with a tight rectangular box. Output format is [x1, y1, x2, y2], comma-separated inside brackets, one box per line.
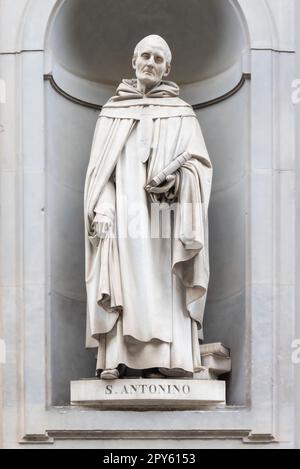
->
[84, 35, 212, 380]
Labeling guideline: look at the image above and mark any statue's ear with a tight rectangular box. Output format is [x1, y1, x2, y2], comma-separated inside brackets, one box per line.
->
[164, 63, 171, 77]
[132, 57, 137, 70]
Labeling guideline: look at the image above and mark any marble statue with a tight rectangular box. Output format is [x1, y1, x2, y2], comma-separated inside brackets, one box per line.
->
[84, 35, 212, 380]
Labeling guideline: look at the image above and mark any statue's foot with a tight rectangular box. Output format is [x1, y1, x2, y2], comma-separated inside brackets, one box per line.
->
[99, 364, 127, 380]
[100, 368, 120, 380]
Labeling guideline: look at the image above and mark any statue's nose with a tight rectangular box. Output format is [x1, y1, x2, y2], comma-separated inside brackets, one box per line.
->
[147, 56, 155, 66]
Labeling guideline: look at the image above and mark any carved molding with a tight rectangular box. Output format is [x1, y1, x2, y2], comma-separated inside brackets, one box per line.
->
[44, 74, 102, 110]
[19, 428, 277, 445]
[44, 73, 251, 111]
[193, 73, 251, 109]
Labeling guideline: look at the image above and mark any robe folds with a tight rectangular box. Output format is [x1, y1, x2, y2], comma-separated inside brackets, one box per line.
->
[84, 80, 212, 374]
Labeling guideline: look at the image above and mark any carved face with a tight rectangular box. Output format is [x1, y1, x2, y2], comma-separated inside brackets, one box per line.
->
[132, 41, 171, 91]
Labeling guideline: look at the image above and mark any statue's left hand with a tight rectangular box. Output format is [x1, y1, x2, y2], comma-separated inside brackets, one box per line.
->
[147, 174, 177, 194]
[146, 173, 180, 203]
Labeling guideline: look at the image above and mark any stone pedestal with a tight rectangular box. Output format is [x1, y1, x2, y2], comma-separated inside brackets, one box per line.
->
[71, 379, 226, 410]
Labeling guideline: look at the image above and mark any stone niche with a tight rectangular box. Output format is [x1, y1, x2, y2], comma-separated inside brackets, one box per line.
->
[45, 0, 249, 406]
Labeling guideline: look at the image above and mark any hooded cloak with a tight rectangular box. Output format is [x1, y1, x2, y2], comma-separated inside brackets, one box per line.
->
[84, 79, 212, 373]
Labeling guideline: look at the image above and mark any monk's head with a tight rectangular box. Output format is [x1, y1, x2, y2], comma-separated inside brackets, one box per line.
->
[132, 35, 172, 91]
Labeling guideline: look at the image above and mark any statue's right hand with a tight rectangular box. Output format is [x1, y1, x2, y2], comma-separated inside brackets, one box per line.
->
[95, 221, 111, 239]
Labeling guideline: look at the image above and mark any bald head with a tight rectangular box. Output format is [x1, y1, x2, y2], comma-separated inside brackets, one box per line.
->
[133, 35, 172, 66]
[132, 35, 172, 93]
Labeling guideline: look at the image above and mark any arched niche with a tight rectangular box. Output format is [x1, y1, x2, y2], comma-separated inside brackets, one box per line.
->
[44, 0, 250, 405]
